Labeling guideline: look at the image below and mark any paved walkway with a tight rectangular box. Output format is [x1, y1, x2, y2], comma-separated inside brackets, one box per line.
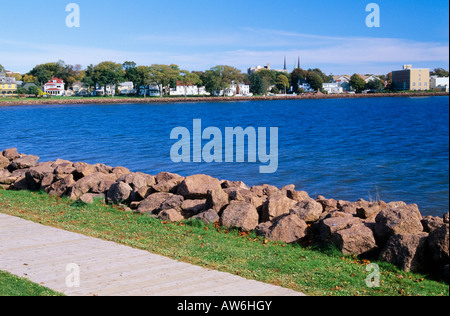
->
[0, 213, 305, 296]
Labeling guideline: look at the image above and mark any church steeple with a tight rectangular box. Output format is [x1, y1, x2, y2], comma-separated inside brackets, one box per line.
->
[283, 56, 287, 71]
[298, 56, 301, 69]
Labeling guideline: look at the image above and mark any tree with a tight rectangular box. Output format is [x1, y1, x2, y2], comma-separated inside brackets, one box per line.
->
[135, 66, 151, 97]
[366, 78, 384, 91]
[306, 72, 324, 92]
[149, 64, 180, 97]
[276, 74, 290, 94]
[123, 61, 139, 93]
[349, 74, 367, 93]
[27, 86, 41, 97]
[202, 67, 223, 95]
[93, 61, 125, 97]
[290, 68, 307, 92]
[431, 68, 449, 77]
[249, 73, 266, 95]
[0, 64, 5, 73]
[179, 70, 201, 97]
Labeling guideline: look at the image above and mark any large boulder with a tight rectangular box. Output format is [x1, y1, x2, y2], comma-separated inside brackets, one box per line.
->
[206, 188, 229, 213]
[374, 204, 423, 247]
[0, 169, 12, 184]
[356, 200, 387, 220]
[428, 224, 449, 272]
[286, 190, 310, 203]
[422, 216, 445, 233]
[225, 188, 264, 211]
[177, 174, 221, 199]
[8, 155, 39, 170]
[331, 223, 378, 256]
[153, 172, 183, 193]
[193, 209, 220, 224]
[0, 156, 9, 169]
[160, 194, 184, 212]
[46, 174, 76, 197]
[72, 162, 96, 180]
[290, 198, 323, 223]
[256, 214, 308, 244]
[316, 196, 339, 213]
[318, 213, 364, 241]
[250, 184, 279, 198]
[2, 148, 20, 160]
[106, 181, 133, 204]
[137, 192, 173, 215]
[379, 233, 429, 273]
[68, 173, 117, 200]
[118, 172, 155, 190]
[260, 191, 297, 222]
[158, 208, 185, 222]
[220, 201, 259, 232]
[25, 162, 55, 190]
[181, 199, 207, 217]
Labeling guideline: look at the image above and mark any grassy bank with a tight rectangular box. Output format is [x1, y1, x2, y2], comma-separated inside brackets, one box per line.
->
[0, 270, 63, 296]
[0, 189, 448, 296]
[1, 91, 448, 107]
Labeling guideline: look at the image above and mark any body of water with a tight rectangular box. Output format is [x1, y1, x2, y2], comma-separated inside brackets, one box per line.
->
[0, 96, 448, 217]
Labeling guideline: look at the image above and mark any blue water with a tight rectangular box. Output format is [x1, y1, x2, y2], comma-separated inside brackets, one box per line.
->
[0, 96, 448, 216]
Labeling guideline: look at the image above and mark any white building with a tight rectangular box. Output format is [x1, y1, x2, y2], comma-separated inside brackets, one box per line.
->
[44, 77, 65, 96]
[298, 82, 315, 93]
[430, 76, 449, 92]
[323, 82, 344, 94]
[118, 82, 136, 95]
[215, 82, 252, 97]
[169, 81, 209, 96]
[332, 75, 351, 91]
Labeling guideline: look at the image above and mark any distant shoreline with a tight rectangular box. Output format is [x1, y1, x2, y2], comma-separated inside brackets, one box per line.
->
[0, 92, 448, 107]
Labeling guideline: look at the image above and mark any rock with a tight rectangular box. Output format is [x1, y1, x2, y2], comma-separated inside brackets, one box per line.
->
[379, 233, 429, 273]
[2, 148, 20, 160]
[25, 162, 55, 189]
[11, 177, 29, 190]
[286, 190, 310, 203]
[290, 198, 323, 223]
[221, 180, 249, 190]
[46, 174, 76, 197]
[443, 265, 449, 283]
[131, 186, 154, 201]
[152, 173, 183, 193]
[257, 214, 308, 244]
[0, 169, 12, 184]
[160, 194, 184, 212]
[118, 172, 155, 190]
[316, 197, 339, 213]
[220, 201, 259, 232]
[93, 163, 113, 174]
[374, 204, 423, 246]
[73, 162, 96, 180]
[0, 156, 9, 169]
[181, 199, 207, 217]
[158, 208, 185, 222]
[225, 188, 264, 211]
[177, 174, 221, 199]
[8, 155, 39, 170]
[331, 223, 378, 256]
[68, 173, 117, 200]
[428, 224, 449, 271]
[112, 166, 130, 177]
[422, 216, 444, 233]
[53, 162, 75, 175]
[193, 209, 220, 224]
[137, 192, 173, 215]
[444, 213, 449, 224]
[356, 200, 387, 220]
[261, 191, 298, 222]
[336, 200, 358, 215]
[106, 181, 133, 204]
[206, 188, 229, 213]
[155, 171, 183, 184]
[281, 184, 296, 191]
[319, 215, 364, 241]
[250, 184, 279, 198]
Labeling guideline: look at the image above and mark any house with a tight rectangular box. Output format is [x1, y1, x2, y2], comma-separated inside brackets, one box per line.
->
[323, 82, 344, 94]
[71, 81, 88, 95]
[93, 84, 115, 96]
[0, 73, 17, 95]
[391, 65, 430, 91]
[44, 77, 65, 96]
[118, 82, 136, 95]
[214, 82, 252, 97]
[332, 75, 351, 91]
[430, 76, 449, 92]
[297, 82, 315, 93]
[360, 75, 379, 83]
[169, 81, 207, 96]
[140, 85, 161, 97]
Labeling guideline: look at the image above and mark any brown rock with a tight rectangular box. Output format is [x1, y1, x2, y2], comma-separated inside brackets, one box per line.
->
[291, 198, 324, 223]
[155, 171, 183, 184]
[331, 224, 378, 256]
[221, 180, 249, 190]
[53, 162, 75, 175]
[379, 233, 429, 273]
[356, 201, 387, 220]
[152, 177, 183, 193]
[112, 166, 131, 177]
[428, 224, 449, 270]
[118, 172, 155, 190]
[93, 163, 113, 174]
[158, 208, 185, 222]
[250, 184, 279, 198]
[258, 214, 308, 244]
[261, 191, 298, 222]
[177, 174, 221, 199]
[9, 155, 39, 170]
[68, 173, 117, 200]
[0, 169, 12, 184]
[220, 201, 259, 232]
[137, 192, 173, 215]
[193, 209, 220, 224]
[225, 188, 265, 211]
[374, 204, 423, 246]
[422, 216, 444, 233]
[206, 188, 229, 213]
[181, 199, 207, 217]
[73, 162, 96, 179]
[106, 181, 133, 204]
[79, 193, 105, 204]
[2, 148, 20, 160]
[0, 156, 9, 169]
[444, 213, 449, 224]
[316, 197, 339, 213]
[47, 174, 76, 197]
[286, 190, 310, 203]
[319, 216, 364, 241]
[160, 194, 184, 212]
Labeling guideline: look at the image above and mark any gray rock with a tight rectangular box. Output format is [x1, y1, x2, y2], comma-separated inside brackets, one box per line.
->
[220, 201, 259, 232]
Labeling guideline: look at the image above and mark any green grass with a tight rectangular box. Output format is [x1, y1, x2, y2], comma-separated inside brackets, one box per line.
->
[0, 270, 64, 296]
[0, 189, 448, 296]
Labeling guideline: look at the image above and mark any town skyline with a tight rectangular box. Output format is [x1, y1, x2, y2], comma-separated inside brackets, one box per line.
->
[1, 0, 449, 75]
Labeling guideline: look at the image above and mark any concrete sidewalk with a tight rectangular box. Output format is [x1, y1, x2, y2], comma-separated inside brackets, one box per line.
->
[0, 213, 305, 296]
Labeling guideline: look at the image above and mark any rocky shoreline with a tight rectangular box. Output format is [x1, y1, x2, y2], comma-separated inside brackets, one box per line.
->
[0, 148, 448, 281]
[0, 91, 448, 107]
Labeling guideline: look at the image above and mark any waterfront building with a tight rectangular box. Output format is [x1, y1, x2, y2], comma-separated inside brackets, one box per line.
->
[0, 72, 17, 95]
[430, 75, 449, 92]
[391, 65, 430, 91]
[43, 77, 65, 96]
[323, 82, 344, 94]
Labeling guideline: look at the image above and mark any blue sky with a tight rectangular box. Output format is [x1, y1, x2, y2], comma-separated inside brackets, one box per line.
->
[1, 0, 449, 75]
